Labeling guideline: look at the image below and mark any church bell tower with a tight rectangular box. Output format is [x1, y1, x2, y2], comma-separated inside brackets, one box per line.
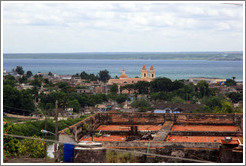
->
[149, 65, 155, 79]
[141, 65, 148, 78]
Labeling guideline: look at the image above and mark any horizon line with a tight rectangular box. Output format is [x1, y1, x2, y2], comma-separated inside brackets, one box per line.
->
[3, 51, 243, 54]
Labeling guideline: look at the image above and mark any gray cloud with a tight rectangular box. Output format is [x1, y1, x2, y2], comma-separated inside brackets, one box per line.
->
[2, 2, 244, 53]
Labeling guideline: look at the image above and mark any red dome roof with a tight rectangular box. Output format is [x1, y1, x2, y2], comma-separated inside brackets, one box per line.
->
[120, 69, 128, 78]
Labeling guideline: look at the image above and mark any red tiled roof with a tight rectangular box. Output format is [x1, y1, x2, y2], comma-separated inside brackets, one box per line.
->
[80, 135, 127, 142]
[166, 135, 240, 143]
[149, 65, 155, 70]
[96, 125, 162, 131]
[141, 65, 147, 70]
[221, 140, 239, 145]
[171, 125, 241, 132]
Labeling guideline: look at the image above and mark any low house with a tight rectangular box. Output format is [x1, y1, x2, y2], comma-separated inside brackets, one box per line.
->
[65, 108, 73, 115]
[96, 104, 112, 112]
[76, 88, 92, 94]
[153, 102, 203, 113]
[17, 83, 34, 90]
[189, 77, 226, 85]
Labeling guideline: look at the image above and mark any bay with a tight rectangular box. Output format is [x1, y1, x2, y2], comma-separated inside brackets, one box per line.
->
[3, 59, 243, 81]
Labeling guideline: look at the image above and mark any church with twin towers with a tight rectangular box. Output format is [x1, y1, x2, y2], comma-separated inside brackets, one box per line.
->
[107, 65, 156, 93]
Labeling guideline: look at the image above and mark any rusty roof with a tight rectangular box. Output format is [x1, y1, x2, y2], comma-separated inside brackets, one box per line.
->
[171, 125, 241, 132]
[166, 135, 240, 143]
[96, 125, 162, 131]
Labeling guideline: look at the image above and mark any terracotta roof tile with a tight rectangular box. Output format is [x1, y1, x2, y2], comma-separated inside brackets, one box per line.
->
[149, 65, 155, 70]
[141, 65, 147, 70]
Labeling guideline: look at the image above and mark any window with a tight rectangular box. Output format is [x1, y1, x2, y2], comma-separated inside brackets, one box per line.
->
[144, 73, 146, 77]
[152, 74, 154, 77]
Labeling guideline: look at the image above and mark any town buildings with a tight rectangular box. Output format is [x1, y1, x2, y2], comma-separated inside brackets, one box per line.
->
[107, 65, 155, 93]
[189, 77, 227, 85]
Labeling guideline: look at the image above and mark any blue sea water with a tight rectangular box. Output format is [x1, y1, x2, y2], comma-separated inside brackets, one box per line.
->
[3, 59, 243, 81]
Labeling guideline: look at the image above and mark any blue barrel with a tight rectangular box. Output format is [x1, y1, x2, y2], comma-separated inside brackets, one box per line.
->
[63, 143, 75, 162]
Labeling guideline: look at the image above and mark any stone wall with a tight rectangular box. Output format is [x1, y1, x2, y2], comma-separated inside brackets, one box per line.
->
[58, 112, 243, 163]
[59, 113, 108, 141]
[59, 112, 243, 142]
[102, 141, 221, 162]
[103, 112, 242, 125]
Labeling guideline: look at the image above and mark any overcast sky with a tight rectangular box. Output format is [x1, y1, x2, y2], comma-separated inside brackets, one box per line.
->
[2, 2, 244, 53]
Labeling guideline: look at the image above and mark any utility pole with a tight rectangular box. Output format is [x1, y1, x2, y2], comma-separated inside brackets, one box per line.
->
[44, 112, 47, 161]
[54, 100, 58, 160]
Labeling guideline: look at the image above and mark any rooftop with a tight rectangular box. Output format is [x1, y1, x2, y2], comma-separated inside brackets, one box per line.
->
[96, 125, 162, 131]
[171, 125, 241, 132]
[80, 135, 127, 142]
[166, 135, 241, 143]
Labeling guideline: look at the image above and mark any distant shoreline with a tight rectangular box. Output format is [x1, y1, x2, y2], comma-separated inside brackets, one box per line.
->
[2, 58, 243, 62]
[3, 51, 243, 61]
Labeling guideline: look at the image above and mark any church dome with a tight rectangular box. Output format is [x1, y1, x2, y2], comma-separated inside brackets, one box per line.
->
[120, 69, 128, 79]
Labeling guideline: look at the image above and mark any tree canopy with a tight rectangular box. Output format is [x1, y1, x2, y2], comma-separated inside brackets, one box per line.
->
[98, 70, 111, 82]
[15, 66, 24, 75]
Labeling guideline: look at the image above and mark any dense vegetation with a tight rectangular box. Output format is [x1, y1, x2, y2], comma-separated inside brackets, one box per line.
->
[4, 66, 242, 115]
[3, 114, 92, 161]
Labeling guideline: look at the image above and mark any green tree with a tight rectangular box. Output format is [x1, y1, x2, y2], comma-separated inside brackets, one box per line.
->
[17, 136, 45, 158]
[226, 92, 243, 103]
[3, 75, 17, 87]
[56, 82, 70, 93]
[130, 98, 152, 112]
[171, 96, 186, 104]
[150, 77, 173, 92]
[30, 77, 42, 87]
[98, 70, 111, 82]
[88, 73, 98, 81]
[88, 94, 108, 106]
[150, 92, 173, 101]
[110, 84, 118, 95]
[67, 99, 80, 112]
[214, 100, 234, 113]
[122, 84, 135, 94]
[196, 80, 209, 98]
[80, 71, 89, 79]
[72, 73, 80, 78]
[18, 75, 28, 84]
[134, 81, 150, 94]
[115, 94, 128, 104]
[26, 71, 33, 78]
[172, 80, 185, 91]
[225, 78, 236, 86]
[48, 72, 53, 76]
[194, 105, 213, 113]
[3, 86, 35, 115]
[15, 66, 24, 75]
[201, 96, 223, 110]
